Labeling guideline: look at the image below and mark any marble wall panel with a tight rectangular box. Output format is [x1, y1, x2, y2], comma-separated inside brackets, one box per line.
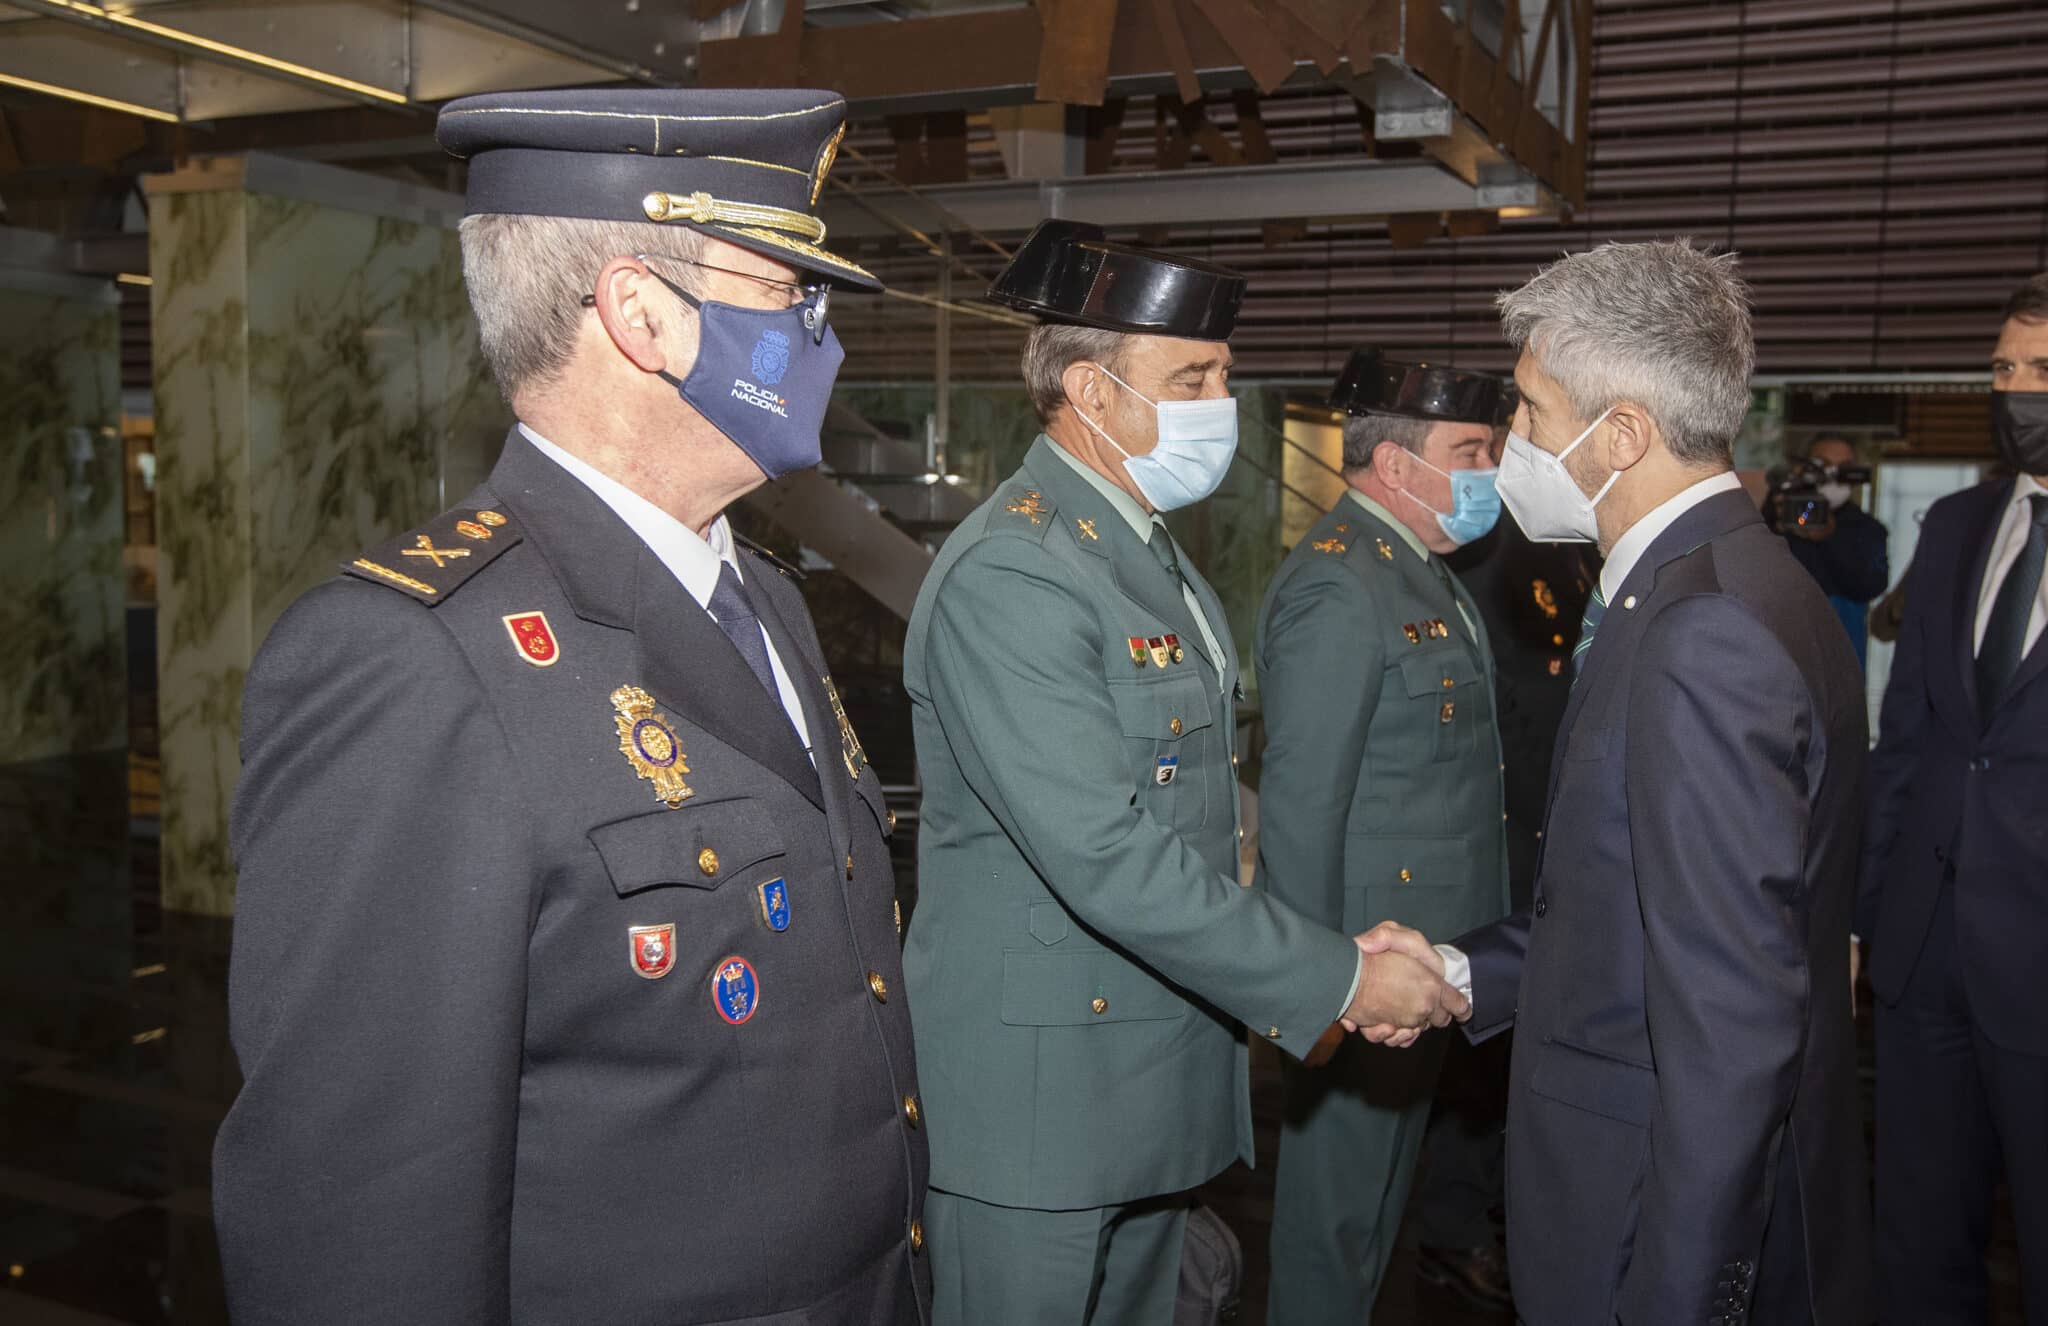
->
[151, 175, 507, 915]
[0, 280, 124, 764]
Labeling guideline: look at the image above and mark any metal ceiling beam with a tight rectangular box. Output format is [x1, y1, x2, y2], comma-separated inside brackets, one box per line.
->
[5, 0, 416, 111]
[410, 0, 678, 84]
[819, 158, 1546, 239]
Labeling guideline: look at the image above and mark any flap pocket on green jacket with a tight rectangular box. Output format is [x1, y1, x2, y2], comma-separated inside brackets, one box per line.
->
[589, 798, 785, 897]
[1344, 833, 1473, 888]
[1529, 1037, 1654, 1128]
[1108, 674, 1214, 741]
[1397, 649, 1480, 699]
[999, 949, 1187, 1025]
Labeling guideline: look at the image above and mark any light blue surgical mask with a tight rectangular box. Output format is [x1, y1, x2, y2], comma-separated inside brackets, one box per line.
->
[1397, 452, 1502, 547]
[1076, 364, 1239, 512]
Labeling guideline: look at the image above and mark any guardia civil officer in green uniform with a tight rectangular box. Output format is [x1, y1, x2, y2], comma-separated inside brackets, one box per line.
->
[214, 89, 931, 1325]
[903, 224, 1469, 1325]
[1257, 350, 1514, 1325]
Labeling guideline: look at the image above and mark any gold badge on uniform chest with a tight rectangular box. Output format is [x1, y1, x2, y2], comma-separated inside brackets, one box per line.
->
[610, 685, 693, 807]
[824, 675, 868, 781]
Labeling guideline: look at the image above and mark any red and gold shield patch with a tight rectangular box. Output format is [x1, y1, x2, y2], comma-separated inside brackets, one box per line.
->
[1146, 636, 1171, 668]
[503, 611, 560, 667]
[629, 923, 676, 979]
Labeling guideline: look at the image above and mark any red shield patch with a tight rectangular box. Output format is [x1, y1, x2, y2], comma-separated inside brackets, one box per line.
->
[629, 923, 675, 979]
[503, 611, 560, 667]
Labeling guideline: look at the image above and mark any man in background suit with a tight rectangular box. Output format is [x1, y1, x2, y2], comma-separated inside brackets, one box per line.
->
[1421, 240, 1874, 1324]
[1862, 270, 2048, 1324]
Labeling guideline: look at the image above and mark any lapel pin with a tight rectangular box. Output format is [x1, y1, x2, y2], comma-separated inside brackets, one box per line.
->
[503, 611, 560, 667]
[629, 923, 676, 979]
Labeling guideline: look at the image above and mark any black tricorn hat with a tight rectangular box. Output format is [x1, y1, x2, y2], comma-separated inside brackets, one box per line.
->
[986, 220, 1246, 341]
[1330, 348, 1511, 425]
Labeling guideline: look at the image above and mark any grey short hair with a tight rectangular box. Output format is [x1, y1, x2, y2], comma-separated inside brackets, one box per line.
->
[1340, 410, 1435, 472]
[1021, 323, 1130, 424]
[458, 213, 709, 403]
[1497, 240, 1754, 468]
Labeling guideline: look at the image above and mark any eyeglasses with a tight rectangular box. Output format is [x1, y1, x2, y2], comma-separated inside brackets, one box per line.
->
[580, 253, 831, 345]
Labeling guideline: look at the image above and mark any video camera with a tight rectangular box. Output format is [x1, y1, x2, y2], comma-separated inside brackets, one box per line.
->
[1767, 456, 1872, 535]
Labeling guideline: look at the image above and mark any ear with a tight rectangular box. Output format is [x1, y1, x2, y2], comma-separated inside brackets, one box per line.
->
[1062, 360, 1112, 420]
[1604, 401, 1655, 472]
[1370, 439, 1410, 484]
[591, 256, 675, 375]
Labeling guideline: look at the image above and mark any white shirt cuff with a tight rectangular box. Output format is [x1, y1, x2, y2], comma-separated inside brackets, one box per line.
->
[1337, 953, 1363, 1022]
[1436, 943, 1473, 1002]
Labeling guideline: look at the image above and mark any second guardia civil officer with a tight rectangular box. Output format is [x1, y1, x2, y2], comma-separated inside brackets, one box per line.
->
[902, 221, 1469, 1324]
[213, 90, 930, 1324]
[1258, 352, 1514, 1324]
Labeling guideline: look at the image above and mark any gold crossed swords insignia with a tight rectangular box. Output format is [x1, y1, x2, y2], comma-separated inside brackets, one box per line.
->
[400, 534, 471, 569]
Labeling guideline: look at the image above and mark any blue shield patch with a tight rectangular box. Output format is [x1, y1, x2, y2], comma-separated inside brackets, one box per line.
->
[1155, 755, 1179, 786]
[712, 955, 759, 1025]
[750, 329, 792, 386]
[758, 877, 791, 932]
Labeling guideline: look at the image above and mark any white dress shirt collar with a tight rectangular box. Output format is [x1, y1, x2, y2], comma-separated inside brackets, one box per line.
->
[1599, 470, 1745, 604]
[518, 422, 739, 609]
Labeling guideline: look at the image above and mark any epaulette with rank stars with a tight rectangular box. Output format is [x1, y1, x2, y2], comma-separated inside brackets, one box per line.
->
[342, 502, 523, 605]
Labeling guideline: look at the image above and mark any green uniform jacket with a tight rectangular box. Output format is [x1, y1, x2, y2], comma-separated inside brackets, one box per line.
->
[904, 436, 1359, 1211]
[1252, 496, 1511, 947]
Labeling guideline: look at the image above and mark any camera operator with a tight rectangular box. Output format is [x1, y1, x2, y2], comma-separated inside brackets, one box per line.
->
[1773, 434, 1890, 669]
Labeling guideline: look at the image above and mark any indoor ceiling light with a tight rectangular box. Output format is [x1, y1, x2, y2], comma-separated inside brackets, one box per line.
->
[32, 0, 409, 105]
[0, 70, 178, 122]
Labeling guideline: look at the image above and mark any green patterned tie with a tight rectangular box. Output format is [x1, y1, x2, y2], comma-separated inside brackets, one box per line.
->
[1572, 585, 1608, 682]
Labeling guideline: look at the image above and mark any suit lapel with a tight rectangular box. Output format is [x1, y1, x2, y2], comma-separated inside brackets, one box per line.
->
[1953, 479, 2014, 724]
[747, 565, 855, 854]
[489, 430, 823, 809]
[631, 552, 824, 809]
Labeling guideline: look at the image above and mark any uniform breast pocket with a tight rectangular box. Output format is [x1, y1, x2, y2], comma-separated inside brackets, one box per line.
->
[589, 797, 789, 903]
[1398, 649, 1482, 762]
[1108, 674, 1213, 833]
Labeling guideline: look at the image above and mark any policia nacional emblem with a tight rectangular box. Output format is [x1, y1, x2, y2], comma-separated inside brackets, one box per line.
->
[611, 685, 693, 807]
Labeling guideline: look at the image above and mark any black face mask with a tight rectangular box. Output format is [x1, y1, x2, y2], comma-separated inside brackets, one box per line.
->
[1992, 391, 2048, 476]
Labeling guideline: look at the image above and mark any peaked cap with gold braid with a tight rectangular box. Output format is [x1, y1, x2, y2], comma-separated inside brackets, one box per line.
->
[436, 88, 877, 291]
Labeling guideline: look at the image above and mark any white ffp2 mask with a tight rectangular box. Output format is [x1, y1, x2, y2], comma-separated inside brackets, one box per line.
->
[1495, 407, 1617, 543]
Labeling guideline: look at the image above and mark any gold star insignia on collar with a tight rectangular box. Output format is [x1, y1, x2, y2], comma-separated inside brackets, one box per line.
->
[1376, 538, 1394, 560]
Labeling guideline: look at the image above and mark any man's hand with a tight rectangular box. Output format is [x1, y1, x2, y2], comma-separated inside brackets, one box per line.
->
[1338, 924, 1470, 1048]
[1301, 1021, 1346, 1068]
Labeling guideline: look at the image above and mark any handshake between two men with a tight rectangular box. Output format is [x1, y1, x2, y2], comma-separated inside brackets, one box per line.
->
[1307, 920, 1471, 1067]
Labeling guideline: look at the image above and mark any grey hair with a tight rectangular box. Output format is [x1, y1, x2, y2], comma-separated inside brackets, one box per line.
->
[1021, 323, 1131, 424]
[458, 213, 709, 403]
[1340, 410, 1436, 472]
[1497, 239, 1755, 468]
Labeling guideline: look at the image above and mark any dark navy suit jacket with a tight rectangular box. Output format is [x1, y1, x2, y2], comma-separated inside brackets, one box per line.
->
[1459, 489, 1873, 1326]
[1860, 477, 2048, 1054]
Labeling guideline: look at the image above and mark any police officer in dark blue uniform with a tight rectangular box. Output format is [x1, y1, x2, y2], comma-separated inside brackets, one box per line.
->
[213, 89, 930, 1325]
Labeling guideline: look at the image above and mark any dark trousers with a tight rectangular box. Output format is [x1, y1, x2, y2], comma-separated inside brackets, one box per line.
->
[1415, 1028, 1511, 1249]
[1875, 880, 2048, 1325]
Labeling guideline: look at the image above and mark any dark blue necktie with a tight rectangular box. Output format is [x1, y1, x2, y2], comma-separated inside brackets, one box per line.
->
[1978, 493, 2048, 725]
[708, 562, 779, 700]
[1572, 586, 1608, 683]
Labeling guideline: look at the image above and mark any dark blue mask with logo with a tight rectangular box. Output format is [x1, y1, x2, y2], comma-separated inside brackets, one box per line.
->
[656, 287, 845, 482]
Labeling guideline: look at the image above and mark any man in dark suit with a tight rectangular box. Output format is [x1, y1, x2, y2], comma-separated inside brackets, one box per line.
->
[1398, 240, 1874, 1325]
[1862, 270, 2048, 1324]
[213, 90, 931, 1324]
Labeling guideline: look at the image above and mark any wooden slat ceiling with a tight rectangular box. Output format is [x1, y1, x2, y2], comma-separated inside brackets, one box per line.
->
[828, 0, 2048, 384]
